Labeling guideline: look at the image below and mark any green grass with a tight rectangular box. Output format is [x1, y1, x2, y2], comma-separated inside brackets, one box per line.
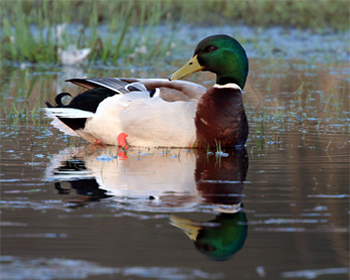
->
[0, 0, 175, 64]
[1, 0, 349, 64]
[2, 0, 349, 30]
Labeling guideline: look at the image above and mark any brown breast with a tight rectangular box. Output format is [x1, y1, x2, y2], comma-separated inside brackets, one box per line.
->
[194, 87, 248, 148]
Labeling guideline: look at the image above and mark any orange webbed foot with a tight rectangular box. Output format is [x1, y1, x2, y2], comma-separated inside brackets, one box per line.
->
[117, 133, 129, 149]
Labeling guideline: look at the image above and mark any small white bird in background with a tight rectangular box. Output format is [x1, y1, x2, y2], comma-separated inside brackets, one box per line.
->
[55, 24, 91, 65]
[58, 45, 91, 66]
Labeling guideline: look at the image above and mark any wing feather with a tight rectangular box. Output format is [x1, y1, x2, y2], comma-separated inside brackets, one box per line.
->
[67, 78, 130, 94]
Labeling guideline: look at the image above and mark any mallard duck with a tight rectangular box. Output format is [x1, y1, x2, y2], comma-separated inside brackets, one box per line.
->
[45, 34, 249, 147]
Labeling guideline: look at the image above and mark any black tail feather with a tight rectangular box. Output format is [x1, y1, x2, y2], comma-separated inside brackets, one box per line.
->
[45, 93, 72, 108]
[45, 88, 116, 131]
[55, 93, 72, 107]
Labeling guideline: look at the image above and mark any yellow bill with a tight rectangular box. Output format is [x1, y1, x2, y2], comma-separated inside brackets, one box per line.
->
[169, 55, 204, 81]
[170, 214, 201, 241]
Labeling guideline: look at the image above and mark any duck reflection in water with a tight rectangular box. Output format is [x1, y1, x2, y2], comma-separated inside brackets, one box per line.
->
[46, 146, 248, 260]
[171, 149, 248, 261]
[53, 159, 113, 205]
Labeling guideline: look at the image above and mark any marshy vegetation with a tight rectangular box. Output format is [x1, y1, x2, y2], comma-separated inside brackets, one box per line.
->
[1, 0, 349, 64]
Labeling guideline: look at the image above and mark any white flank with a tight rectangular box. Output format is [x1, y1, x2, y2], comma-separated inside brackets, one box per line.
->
[120, 97, 197, 147]
[46, 87, 198, 147]
[213, 83, 242, 91]
[81, 93, 197, 147]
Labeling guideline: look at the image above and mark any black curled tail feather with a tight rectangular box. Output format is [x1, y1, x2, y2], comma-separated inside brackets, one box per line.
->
[55, 93, 72, 107]
[45, 92, 72, 108]
[45, 87, 117, 131]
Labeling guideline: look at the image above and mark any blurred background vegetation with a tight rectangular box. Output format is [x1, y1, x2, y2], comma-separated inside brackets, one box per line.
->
[1, 0, 349, 63]
[2, 0, 349, 30]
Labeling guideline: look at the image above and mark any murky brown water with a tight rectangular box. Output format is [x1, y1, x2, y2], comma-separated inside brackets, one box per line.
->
[1, 29, 349, 280]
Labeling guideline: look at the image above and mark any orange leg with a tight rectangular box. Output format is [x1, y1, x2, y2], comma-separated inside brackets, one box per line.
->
[117, 133, 129, 149]
[117, 133, 129, 160]
[117, 148, 128, 160]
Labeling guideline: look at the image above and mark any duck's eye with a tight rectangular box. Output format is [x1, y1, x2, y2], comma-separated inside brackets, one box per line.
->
[205, 46, 218, 52]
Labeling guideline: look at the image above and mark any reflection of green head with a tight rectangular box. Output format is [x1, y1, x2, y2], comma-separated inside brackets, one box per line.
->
[170, 210, 248, 261]
[194, 212, 248, 261]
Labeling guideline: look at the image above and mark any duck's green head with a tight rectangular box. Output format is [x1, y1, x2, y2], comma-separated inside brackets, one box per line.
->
[169, 34, 249, 89]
